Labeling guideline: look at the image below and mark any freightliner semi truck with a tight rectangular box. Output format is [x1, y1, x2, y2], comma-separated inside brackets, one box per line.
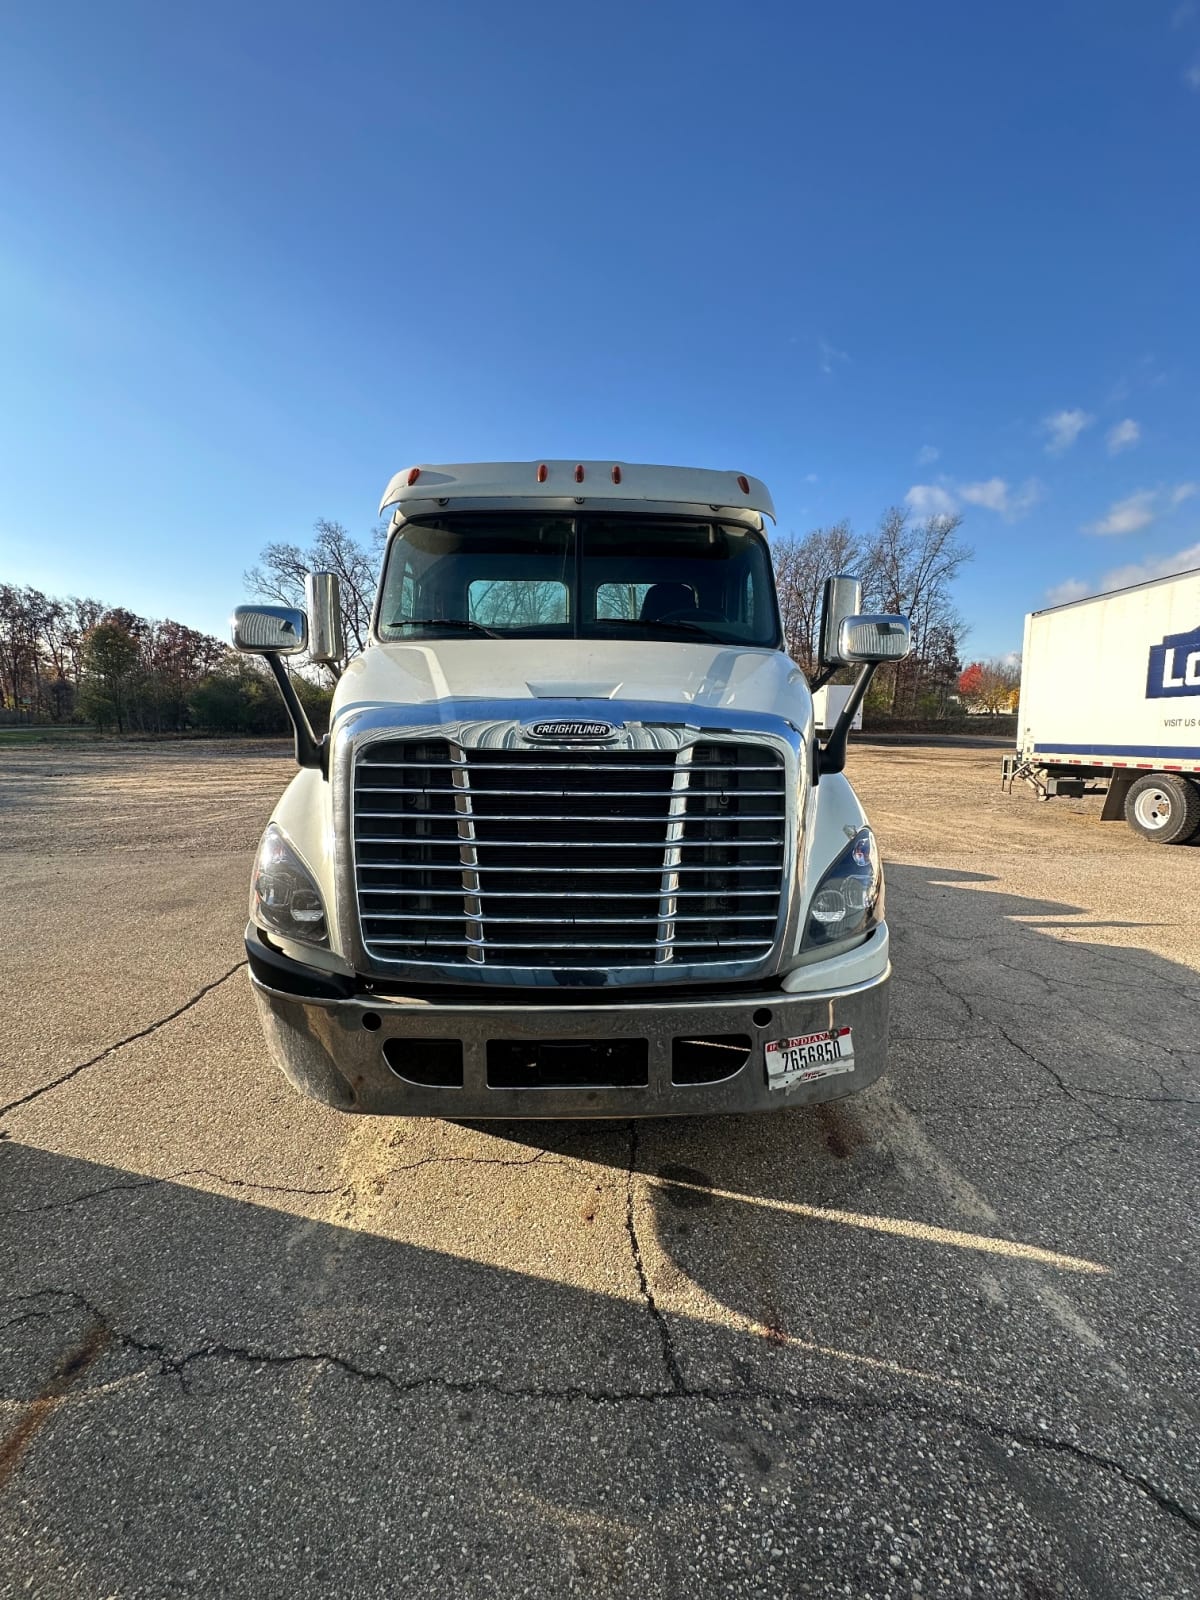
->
[1005, 566, 1200, 844]
[232, 461, 911, 1117]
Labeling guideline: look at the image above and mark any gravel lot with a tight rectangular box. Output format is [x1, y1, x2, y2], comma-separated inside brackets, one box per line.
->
[1, 737, 1197, 1598]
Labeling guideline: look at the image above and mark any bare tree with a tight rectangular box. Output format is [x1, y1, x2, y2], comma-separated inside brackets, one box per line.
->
[244, 518, 386, 668]
[771, 521, 863, 672]
[860, 507, 972, 715]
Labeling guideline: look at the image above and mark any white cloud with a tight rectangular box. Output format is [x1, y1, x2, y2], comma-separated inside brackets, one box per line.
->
[804, 471, 819, 483]
[1098, 542, 1200, 593]
[1085, 490, 1157, 536]
[1046, 541, 1200, 606]
[959, 477, 1009, 511]
[905, 483, 958, 516]
[953, 476, 1043, 519]
[1106, 418, 1140, 453]
[1085, 482, 1198, 535]
[1042, 408, 1094, 454]
[1045, 578, 1091, 607]
[916, 444, 939, 466]
[1173, 3, 1196, 28]
[902, 475, 1043, 521]
[1186, 61, 1200, 90]
[817, 338, 849, 375]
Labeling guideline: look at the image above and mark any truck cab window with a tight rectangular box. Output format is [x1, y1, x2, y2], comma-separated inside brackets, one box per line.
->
[377, 513, 779, 646]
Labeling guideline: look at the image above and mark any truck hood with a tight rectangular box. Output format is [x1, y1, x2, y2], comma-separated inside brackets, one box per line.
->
[333, 639, 810, 730]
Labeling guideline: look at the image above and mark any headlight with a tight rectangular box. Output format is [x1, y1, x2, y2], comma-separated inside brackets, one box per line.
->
[250, 824, 328, 946]
[800, 827, 883, 951]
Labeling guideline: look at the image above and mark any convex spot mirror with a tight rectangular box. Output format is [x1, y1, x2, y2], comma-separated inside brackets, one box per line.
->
[231, 605, 308, 656]
[837, 614, 912, 663]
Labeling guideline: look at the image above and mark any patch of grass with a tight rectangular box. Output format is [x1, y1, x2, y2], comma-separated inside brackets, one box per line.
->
[0, 725, 106, 745]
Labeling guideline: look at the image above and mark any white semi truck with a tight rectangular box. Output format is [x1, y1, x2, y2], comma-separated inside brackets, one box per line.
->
[232, 461, 910, 1117]
[1006, 566, 1200, 844]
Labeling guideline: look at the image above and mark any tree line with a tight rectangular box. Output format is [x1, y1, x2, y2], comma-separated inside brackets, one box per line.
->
[0, 584, 329, 735]
[2, 506, 981, 734]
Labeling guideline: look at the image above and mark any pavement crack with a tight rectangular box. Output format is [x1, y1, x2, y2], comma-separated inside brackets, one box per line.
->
[0, 962, 248, 1123]
[994, 1025, 1125, 1132]
[1068, 1085, 1200, 1109]
[0, 1167, 342, 1216]
[624, 1121, 685, 1394]
[382, 1150, 565, 1176]
[7, 1288, 1196, 1534]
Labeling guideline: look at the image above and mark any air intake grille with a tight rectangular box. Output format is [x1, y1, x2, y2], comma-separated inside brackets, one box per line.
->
[353, 740, 787, 971]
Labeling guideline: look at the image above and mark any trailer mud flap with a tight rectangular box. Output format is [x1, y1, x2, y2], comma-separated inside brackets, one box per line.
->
[1101, 772, 1135, 821]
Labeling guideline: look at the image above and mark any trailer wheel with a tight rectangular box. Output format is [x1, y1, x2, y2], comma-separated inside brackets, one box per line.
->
[1124, 773, 1200, 844]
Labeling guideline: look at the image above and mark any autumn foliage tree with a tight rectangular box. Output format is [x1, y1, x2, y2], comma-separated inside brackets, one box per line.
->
[958, 662, 984, 702]
[0, 585, 105, 720]
[957, 657, 1021, 714]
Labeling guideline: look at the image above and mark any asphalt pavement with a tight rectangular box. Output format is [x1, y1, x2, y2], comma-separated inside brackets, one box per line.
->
[1, 738, 1197, 1599]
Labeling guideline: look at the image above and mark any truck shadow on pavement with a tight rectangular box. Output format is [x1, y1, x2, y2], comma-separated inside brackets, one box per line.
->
[1, 865, 1197, 1595]
[0, 1126, 1194, 1600]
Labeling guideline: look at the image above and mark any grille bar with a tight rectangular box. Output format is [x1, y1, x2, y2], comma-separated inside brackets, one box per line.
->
[357, 810, 784, 824]
[359, 760, 781, 774]
[367, 937, 777, 951]
[359, 885, 777, 899]
[363, 911, 776, 925]
[357, 786, 778, 799]
[354, 738, 788, 970]
[357, 837, 785, 851]
[358, 861, 782, 875]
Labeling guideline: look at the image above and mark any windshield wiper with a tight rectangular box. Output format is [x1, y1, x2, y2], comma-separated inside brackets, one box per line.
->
[393, 618, 500, 638]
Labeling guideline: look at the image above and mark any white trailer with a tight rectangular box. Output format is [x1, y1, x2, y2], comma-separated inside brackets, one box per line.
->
[1006, 566, 1200, 843]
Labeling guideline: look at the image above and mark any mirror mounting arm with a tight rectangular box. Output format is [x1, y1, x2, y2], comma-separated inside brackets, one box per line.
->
[816, 662, 878, 777]
[265, 655, 327, 775]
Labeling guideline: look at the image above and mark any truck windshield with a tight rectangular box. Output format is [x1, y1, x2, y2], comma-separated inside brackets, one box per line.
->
[376, 513, 781, 646]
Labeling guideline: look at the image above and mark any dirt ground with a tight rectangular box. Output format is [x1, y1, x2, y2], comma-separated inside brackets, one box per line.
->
[1, 737, 1197, 1599]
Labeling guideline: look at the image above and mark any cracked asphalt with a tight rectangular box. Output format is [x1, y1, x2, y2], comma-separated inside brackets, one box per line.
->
[1, 738, 1197, 1599]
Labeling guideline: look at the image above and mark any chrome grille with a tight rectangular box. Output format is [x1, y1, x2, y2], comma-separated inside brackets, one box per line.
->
[353, 739, 788, 970]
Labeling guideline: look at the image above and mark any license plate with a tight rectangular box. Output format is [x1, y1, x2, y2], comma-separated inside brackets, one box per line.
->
[765, 1027, 854, 1089]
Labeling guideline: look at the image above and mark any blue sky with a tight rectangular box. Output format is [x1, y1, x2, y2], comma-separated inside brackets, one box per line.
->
[1, 0, 1197, 659]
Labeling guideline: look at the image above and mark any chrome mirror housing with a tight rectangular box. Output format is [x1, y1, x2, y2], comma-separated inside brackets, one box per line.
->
[305, 572, 344, 665]
[230, 605, 309, 656]
[836, 615, 912, 663]
[816, 575, 863, 667]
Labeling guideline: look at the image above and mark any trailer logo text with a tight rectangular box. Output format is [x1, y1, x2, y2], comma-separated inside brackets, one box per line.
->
[1146, 624, 1200, 699]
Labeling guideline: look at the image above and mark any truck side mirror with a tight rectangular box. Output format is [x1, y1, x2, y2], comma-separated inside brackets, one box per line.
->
[305, 571, 345, 665]
[229, 604, 323, 773]
[817, 575, 863, 667]
[836, 614, 912, 663]
[813, 587, 913, 777]
[231, 605, 309, 656]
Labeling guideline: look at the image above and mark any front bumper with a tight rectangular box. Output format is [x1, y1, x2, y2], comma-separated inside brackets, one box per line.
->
[246, 928, 891, 1118]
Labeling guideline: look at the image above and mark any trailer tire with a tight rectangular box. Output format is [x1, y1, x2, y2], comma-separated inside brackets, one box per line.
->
[1123, 773, 1200, 844]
